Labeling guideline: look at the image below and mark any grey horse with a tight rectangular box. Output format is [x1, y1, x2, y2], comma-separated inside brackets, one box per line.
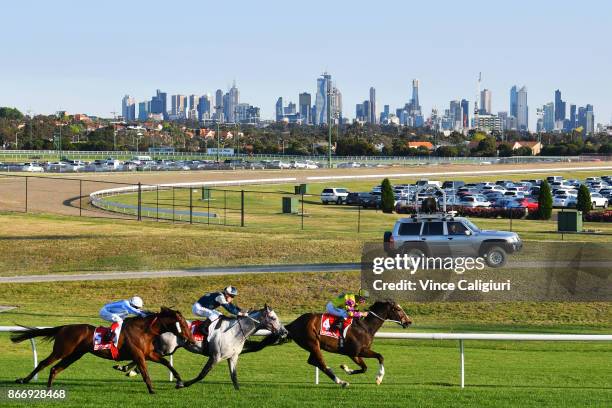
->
[118, 305, 286, 389]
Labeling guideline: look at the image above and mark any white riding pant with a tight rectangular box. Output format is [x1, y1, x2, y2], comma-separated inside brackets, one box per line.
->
[192, 302, 222, 321]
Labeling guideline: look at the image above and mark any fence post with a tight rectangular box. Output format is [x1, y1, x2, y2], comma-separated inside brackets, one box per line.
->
[79, 179, 82, 217]
[358, 204, 361, 233]
[25, 176, 28, 213]
[241, 190, 245, 227]
[189, 188, 193, 224]
[172, 187, 175, 222]
[459, 339, 465, 389]
[156, 185, 159, 221]
[30, 338, 38, 381]
[137, 182, 142, 221]
[509, 208, 513, 231]
[301, 192, 304, 230]
[224, 190, 227, 226]
[207, 191, 210, 225]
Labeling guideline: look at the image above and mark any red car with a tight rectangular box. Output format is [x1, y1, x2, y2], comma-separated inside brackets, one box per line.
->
[517, 198, 539, 210]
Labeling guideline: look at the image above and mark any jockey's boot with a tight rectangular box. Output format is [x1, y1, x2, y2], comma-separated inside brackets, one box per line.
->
[201, 319, 213, 337]
[104, 330, 114, 344]
[333, 318, 345, 349]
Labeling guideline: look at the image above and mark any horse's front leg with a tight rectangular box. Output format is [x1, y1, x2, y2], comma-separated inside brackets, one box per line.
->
[358, 348, 385, 385]
[132, 352, 155, 394]
[227, 354, 240, 390]
[148, 352, 183, 386]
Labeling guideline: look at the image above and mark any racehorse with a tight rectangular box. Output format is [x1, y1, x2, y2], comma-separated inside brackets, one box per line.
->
[246, 300, 411, 387]
[115, 305, 286, 390]
[10, 307, 194, 394]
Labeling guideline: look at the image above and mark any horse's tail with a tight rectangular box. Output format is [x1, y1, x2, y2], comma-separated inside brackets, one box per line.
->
[10, 326, 63, 344]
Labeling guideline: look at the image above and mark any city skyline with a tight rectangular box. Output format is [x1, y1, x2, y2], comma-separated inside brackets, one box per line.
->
[1, 1, 611, 129]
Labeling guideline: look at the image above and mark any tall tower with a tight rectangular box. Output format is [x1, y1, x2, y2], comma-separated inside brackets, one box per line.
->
[315, 72, 331, 125]
[411, 79, 420, 110]
[369, 87, 376, 124]
[480, 89, 492, 115]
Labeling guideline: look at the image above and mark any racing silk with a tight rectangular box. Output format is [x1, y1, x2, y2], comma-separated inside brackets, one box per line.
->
[196, 292, 241, 315]
[330, 293, 365, 318]
[100, 300, 147, 320]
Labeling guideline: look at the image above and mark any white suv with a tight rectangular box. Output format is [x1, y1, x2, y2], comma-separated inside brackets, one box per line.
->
[321, 187, 349, 204]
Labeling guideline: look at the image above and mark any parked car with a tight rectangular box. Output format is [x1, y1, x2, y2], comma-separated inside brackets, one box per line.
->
[384, 213, 522, 267]
[22, 163, 45, 172]
[346, 192, 375, 206]
[553, 194, 577, 208]
[460, 195, 491, 208]
[320, 187, 349, 204]
[590, 193, 608, 208]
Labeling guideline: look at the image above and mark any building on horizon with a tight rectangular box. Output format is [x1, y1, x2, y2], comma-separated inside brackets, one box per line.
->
[150, 90, 167, 120]
[299, 92, 311, 124]
[517, 86, 528, 131]
[480, 89, 492, 115]
[461, 99, 470, 129]
[510, 86, 518, 118]
[369, 87, 377, 124]
[138, 101, 149, 121]
[554, 89, 566, 123]
[121, 95, 136, 121]
[314, 72, 332, 125]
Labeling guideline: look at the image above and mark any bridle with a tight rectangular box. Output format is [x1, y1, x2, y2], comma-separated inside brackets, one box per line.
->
[368, 310, 404, 326]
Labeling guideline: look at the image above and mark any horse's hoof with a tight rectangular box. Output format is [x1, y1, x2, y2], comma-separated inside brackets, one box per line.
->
[341, 381, 349, 388]
[175, 381, 184, 389]
[15, 378, 24, 384]
[340, 364, 351, 374]
[376, 376, 383, 385]
[126, 370, 138, 377]
[112, 365, 124, 372]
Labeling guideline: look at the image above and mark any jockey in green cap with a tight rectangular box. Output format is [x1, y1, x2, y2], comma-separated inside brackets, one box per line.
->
[325, 289, 370, 348]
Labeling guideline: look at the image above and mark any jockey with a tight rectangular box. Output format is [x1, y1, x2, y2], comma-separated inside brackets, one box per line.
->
[99, 296, 147, 347]
[192, 286, 247, 323]
[325, 289, 370, 348]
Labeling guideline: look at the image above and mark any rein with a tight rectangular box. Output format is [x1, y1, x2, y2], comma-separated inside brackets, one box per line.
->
[368, 310, 403, 326]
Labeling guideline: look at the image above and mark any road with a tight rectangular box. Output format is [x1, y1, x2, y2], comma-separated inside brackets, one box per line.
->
[0, 263, 361, 283]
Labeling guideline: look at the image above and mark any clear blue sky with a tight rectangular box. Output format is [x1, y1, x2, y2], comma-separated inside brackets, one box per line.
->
[1, 0, 611, 129]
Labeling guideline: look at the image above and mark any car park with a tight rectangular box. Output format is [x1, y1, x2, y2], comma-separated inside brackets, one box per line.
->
[346, 192, 375, 206]
[590, 193, 608, 208]
[320, 187, 349, 204]
[553, 194, 577, 208]
[460, 195, 491, 207]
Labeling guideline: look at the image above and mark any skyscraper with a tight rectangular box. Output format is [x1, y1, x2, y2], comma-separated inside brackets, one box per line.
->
[411, 79, 420, 110]
[299, 92, 311, 124]
[197, 94, 211, 121]
[569, 104, 577, 130]
[449, 100, 462, 129]
[554, 89, 566, 122]
[461, 99, 470, 129]
[215, 89, 224, 121]
[275, 97, 284, 122]
[121, 95, 136, 121]
[480, 89, 492, 115]
[315, 72, 331, 125]
[171, 94, 186, 117]
[138, 101, 149, 121]
[517, 86, 528, 131]
[150, 90, 167, 119]
[585, 104, 594, 135]
[227, 81, 239, 123]
[543, 102, 555, 131]
[369, 87, 377, 124]
[510, 86, 518, 118]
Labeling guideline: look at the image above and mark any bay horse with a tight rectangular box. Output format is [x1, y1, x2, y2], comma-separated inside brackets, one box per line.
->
[10, 307, 195, 394]
[246, 300, 411, 387]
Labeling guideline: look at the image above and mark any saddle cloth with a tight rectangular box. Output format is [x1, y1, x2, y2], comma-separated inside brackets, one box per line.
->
[189, 320, 207, 342]
[320, 314, 353, 339]
[93, 324, 119, 360]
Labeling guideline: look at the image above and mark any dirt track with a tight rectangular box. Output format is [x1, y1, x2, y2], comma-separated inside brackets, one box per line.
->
[1, 161, 611, 217]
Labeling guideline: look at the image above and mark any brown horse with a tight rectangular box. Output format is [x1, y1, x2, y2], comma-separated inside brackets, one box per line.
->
[250, 300, 412, 387]
[10, 307, 195, 394]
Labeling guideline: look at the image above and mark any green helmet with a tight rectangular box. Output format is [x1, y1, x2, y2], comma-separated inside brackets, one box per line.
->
[357, 289, 370, 299]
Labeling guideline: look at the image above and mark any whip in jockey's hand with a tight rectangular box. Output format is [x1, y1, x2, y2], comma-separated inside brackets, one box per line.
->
[99, 296, 147, 346]
[325, 289, 370, 349]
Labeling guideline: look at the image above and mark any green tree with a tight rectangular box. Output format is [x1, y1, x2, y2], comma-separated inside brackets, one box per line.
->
[537, 180, 553, 220]
[381, 178, 395, 214]
[0, 107, 23, 120]
[498, 143, 513, 157]
[576, 184, 592, 217]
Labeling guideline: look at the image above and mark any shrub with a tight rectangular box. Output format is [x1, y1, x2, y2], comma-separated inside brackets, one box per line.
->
[381, 178, 395, 214]
[584, 210, 612, 222]
[537, 180, 553, 220]
[576, 184, 592, 218]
